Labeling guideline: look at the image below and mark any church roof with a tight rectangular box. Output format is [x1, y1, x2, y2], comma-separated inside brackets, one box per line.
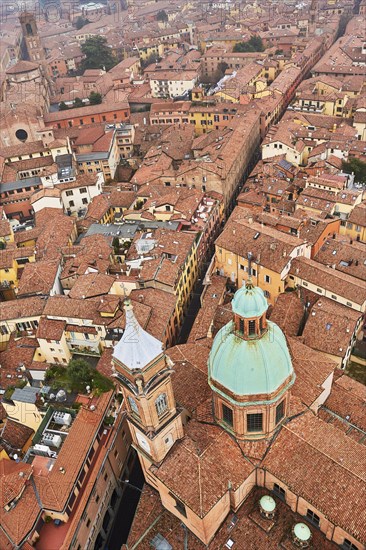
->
[112, 300, 163, 370]
[208, 320, 295, 402]
[151, 420, 254, 518]
[6, 60, 39, 75]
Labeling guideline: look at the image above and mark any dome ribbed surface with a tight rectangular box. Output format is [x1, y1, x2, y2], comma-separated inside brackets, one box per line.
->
[232, 283, 268, 318]
[208, 320, 294, 399]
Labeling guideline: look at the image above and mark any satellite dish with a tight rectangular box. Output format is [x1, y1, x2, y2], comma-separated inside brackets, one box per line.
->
[13, 454, 18, 461]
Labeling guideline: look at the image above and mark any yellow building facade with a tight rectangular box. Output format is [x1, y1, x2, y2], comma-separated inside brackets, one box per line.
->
[215, 248, 285, 306]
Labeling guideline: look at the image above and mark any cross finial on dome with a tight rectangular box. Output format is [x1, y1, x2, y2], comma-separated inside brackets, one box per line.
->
[246, 252, 254, 289]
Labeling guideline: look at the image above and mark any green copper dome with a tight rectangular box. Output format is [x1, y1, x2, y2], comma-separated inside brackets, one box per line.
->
[208, 320, 295, 403]
[232, 282, 268, 318]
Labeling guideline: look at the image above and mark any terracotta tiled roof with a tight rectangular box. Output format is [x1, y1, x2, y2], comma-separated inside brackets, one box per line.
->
[166, 344, 211, 414]
[1, 418, 34, 453]
[35, 391, 113, 511]
[0, 459, 41, 546]
[0, 296, 45, 322]
[263, 413, 366, 543]
[216, 212, 305, 274]
[18, 259, 60, 297]
[302, 298, 362, 358]
[269, 292, 304, 337]
[129, 288, 177, 343]
[321, 373, 366, 434]
[348, 201, 366, 228]
[0, 219, 12, 237]
[288, 337, 336, 408]
[152, 420, 254, 517]
[0, 140, 47, 159]
[290, 256, 366, 306]
[188, 275, 227, 343]
[36, 318, 66, 341]
[68, 272, 115, 299]
[5, 60, 39, 74]
[127, 484, 339, 550]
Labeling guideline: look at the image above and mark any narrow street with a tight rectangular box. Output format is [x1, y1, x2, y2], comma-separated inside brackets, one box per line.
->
[106, 457, 144, 550]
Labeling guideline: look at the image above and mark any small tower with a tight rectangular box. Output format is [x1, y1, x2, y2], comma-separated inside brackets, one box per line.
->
[208, 277, 295, 440]
[19, 13, 46, 62]
[309, 0, 318, 35]
[113, 301, 184, 471]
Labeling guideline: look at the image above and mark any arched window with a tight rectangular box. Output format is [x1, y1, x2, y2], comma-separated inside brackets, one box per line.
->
[128, 396, 140, 417]
[25, 23, 33, 36]
[155, 393, 168, 417]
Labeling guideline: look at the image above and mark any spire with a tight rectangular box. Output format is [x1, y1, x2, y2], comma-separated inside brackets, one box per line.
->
[112, 300, 163, 371]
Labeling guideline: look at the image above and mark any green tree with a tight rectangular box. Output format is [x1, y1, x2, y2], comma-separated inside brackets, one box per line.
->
[81, 36, 118, 71]
[67, 359, 93, 391]
[89, 91, 102, 105]
[156, 9, 168, 22]
[73, 97, 84, 108]
[233, 36, 264, 53]
[112, 236, 120, 254]
[233, 42, 255, 53]
[342, 158, 366, 184]
[45, 359, 114, 394]
[75, 16, 90, 30]
[248, 35, 264, 52]
[59, 101, 69, 111]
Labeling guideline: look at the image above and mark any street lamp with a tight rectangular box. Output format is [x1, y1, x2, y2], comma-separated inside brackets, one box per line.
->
[120, 479, 143, 493]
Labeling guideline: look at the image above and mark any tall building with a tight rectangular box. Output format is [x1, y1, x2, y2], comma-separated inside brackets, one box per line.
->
[113, 300, 184, 473]
[19, 12, 46, 63]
